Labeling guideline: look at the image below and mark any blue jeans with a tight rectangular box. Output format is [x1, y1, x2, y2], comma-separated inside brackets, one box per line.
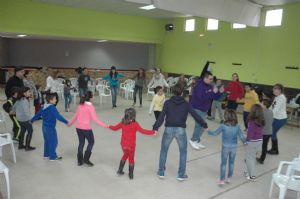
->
[227, 100, 238, 110]
[159, 127, 187, 178]
[42, 125, 58, 160]
[272, 118, 287, 140]
[111, 86, 118, 107]
[191, 109, 207, 142]
[79, 88, 88, 97]
[64, 94, 72, 110]
[220, 147, 236, 180]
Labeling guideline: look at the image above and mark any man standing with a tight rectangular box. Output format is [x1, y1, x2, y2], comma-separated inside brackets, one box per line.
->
[78, 67, 90, 97]
[5, 67, 25, 99]
[189, 72, 224, 150]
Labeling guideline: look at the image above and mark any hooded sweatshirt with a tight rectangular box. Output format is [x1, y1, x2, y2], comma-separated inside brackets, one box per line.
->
[68, 102, 108, 130]
[191, 79, 222, 112]
[153, 96, 208, 130]
[31, 104, 68, 127]
[12, 97, 31, 122]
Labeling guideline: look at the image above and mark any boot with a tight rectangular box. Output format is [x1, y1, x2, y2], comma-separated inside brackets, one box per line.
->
[18, 133, 25, 150]
[25, 134, 36, 151]
[84, 151, 94, 167]
[129, 164, 134, 180]
[117, 160, 126, 175]
[267, 139, 279, 155]
[77, 152, 83, 166]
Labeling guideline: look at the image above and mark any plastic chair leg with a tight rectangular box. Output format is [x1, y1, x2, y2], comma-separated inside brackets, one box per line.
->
[4, 168, 10, 199]
[10, 143, 16, 163]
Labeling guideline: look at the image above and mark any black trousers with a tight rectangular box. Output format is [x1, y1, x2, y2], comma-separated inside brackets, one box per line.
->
[260, 135, 272, 161]
[154, 111, 161, 121]
[9, 115, 21, 139]
[76, 129, 95, 154]
[133, 86, 143, 105]
[19, 121, 33, 147]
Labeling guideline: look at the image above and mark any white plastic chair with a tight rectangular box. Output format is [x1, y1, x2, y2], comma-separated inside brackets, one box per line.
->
[147, 87, 155, 99]
[0, 111, 7, 131]
[0, 160, 10, 199]
[269, 159, 300, 199]
[124, 80, 135, 100]
[96, 85, 111, 104]
[69, 78, 78, 89]
[0, 133, 16, 163]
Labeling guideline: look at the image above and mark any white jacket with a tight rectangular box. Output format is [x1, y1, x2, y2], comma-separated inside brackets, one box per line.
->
[148, 73, 169, 88]
[270, 94, 287, 120]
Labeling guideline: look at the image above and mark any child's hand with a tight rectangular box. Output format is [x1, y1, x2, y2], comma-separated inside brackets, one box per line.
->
[153, 131, 158, 136]
[219, 86, 225, 93]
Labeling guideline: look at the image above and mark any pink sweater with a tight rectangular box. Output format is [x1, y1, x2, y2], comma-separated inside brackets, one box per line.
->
[68, 102, 108, 130]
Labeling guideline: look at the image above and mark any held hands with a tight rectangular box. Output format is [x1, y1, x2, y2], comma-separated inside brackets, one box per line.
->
[219, 86, 225, 93]
[153, 131, 158, 136]
[213, 86, 218, 93]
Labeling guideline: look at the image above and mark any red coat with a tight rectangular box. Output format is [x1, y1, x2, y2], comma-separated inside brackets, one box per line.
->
[225, 81, 244, 101]
[109, 121, 155, 149]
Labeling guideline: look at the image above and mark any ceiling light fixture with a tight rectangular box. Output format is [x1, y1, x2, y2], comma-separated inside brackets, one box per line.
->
[17, 34, 27, 37]
[199, 34, 205, 37]
[139, 4, 156, 10]
[97, 40, 108, 42]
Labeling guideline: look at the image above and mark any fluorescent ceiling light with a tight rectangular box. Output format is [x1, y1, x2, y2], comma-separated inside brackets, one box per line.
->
[97, 40, 108, 42]
[265, 9, 283, 27]
[233, 23, 246, 29]
[139, 4, 156, 10]
[17, 34, 27, 37]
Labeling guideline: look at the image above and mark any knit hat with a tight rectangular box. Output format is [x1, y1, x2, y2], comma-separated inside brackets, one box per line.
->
[15, 67, 24, 73]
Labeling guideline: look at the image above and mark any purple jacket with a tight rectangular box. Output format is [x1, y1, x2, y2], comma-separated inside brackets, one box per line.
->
[190, 79, 222, 112]
[246, 121, 263, 141]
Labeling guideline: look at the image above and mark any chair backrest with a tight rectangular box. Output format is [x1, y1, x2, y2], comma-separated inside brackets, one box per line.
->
[0, 111, 5, 122]
[69, 78, 78, 88]
[56, 78, 65, 84]
[166, 77, 174, 83]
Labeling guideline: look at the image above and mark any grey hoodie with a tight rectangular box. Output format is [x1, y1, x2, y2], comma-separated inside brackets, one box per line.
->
[12, 98, 31, 122]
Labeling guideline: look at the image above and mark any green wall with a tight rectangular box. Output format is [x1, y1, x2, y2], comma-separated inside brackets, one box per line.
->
[157, 4, 300, 89]
[0, 0, 165, 43]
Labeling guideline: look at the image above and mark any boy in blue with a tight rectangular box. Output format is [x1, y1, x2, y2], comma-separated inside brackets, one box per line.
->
[31, 93, 68, 161]
[208, 109, 247, 185]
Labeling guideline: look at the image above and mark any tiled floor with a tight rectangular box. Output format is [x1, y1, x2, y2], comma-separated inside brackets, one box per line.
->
[0, 93, 299, 199]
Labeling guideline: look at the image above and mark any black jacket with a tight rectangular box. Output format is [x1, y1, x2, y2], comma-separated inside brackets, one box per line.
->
[5, 76, 24, 99]
[153, 96, 208, 130]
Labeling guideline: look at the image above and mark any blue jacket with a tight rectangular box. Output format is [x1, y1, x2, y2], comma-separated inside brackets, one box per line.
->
[31, 104, 68, 127]
[103, 73, 124, 87]
[208, 124, 247, 148]
[153, 96, 208, 130]
[191, 79, 222, 112]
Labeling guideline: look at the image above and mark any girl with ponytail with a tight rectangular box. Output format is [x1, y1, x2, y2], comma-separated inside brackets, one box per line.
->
[68, 91, 109, 166]
[109, 108, 157, 180]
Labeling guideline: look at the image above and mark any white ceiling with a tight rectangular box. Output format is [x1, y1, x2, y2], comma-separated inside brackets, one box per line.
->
[31, 0, 300, 26]
[33, 0, 187, 18]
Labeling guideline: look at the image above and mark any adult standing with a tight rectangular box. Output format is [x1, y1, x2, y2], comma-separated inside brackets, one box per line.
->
[189, 72, 224, 150]
[78, 67, 90, 97]
[268, 84, 287, 155]
[147, 68, 169, 93]
[103, 66, 124, 108]
[23, 71, 38, 101]
[225, 73, 244, 110]
[5, 67, 25, 99]
[131, 68, 146, 107]
[45, 69, 59, 105]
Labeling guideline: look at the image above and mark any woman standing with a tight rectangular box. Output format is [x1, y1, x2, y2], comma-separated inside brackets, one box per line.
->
[225, 73, 244, 110]
[103, 66, 124, 108]
[147, 68, 169, 94]
[268, 84, 287, 155]
[132, 68, 146, 107]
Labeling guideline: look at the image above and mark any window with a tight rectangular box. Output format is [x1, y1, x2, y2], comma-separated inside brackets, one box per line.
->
[265, 9, 283, 27]
[233, 23, 246, 29]
[207, 19, 219, 30]
[185, 19, 195, 32]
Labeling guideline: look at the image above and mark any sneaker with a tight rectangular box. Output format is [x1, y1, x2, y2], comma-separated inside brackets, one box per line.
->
[218, 180, 225, 185]
[50, 156, 63, 161]
[43, 157, 49, 160]
[243, 171, 249, 177]
[25, 146, 36, 151]
[198, 143, 206, 149]
[225, 178, 231, 183]
[157, 171, 165, 179]
[256, 158, 264, 164]
[189, 140, 200, 150]
[246, 176, 256, 181]
[132, 102, 136, 107]
[177, 174, 188, 182]
[220, 120, 224, 124]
